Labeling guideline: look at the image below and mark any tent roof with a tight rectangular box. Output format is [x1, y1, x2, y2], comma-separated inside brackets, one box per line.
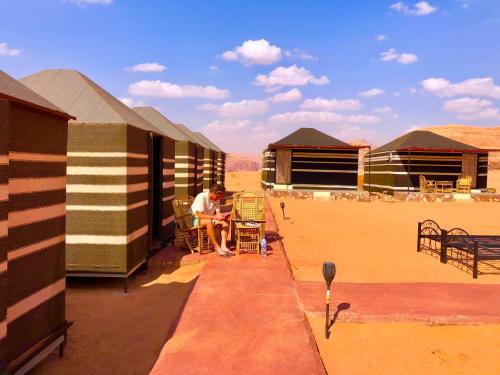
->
[269, 127, 359, 149]
[175, 123, 204, 145]
[193, 132, 223, 152]
[372, 130, 483, 153]
[20, 69, 158, 131]
[133, 107, 190, 141]
[0, 70, 72, 119]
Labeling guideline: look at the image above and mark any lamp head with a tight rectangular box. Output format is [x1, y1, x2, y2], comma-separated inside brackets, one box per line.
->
[322, 262, 336, 288]
[280, 201, 285, 209]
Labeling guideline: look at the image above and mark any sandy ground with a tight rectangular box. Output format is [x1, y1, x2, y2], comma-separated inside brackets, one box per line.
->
[231, 171, 500, 374]
[33, 261, 204, 375]
[308, 316, 500, 375]
[225, 170, 263, 192]
[271, 197, 500, 283]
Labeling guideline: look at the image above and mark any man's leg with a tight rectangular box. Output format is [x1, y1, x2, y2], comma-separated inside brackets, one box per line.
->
[200, 219, 223, 254]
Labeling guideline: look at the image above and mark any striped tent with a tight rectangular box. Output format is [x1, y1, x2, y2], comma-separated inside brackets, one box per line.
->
[0, 70, 72, 373]
[132, 107, 197, 198]
[21, 69, 176, 284]
[262, 128, 361, 191]
[363, 130, 490, 194]
[191, 132, 217, 190]
[175, 124, 205, 195]
[193, 132, 223, 189]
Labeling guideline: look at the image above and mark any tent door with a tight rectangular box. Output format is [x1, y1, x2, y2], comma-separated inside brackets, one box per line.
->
[276, 149, 292, 184]
[149, 135, 163, 243]
[462, 154, 478, 188]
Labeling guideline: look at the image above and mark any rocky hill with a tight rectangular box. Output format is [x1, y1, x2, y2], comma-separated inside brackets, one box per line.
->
[226, 153, 262, 172]
[423, 125, 500, 169]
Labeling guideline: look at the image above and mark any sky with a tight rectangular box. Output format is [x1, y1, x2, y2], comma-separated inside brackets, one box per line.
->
[1, 0, 500, 153]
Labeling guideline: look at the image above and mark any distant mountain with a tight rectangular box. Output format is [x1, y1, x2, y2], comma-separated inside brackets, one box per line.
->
[226, 153, 262, 172]
[423, 125, 500, 169]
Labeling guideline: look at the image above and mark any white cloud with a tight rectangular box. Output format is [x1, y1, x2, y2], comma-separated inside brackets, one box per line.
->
[380, 48, 418, 64]
[202, 119, 251, 132]
[126, 63, 166, 73]
[198, 100, 269, 118]
[69, 0, 113, 5]
[409, 87, 418, 94]
[128, 80, 229, 99]
[254, 65, 329, 91]
[221, 39, 281, 65]
[284, 48, 318, 61]
[209, 65, 219, 72]
[390, 1, 437, 16]
[375, 34, 387, 42]
[374, 106, 394, 114]
[443, 97, 500, 120]
[394, 91, 401, 96]
[0, 42, 22, 56]
[269, 89, 303, 103]
[359, 88, 385, 98]
[270, 111, 380, 125]
[420, 77, 500, 98]
[333, 126, 382, 144]
[119, 97, 146, 108]
[300, 97, 362, 111]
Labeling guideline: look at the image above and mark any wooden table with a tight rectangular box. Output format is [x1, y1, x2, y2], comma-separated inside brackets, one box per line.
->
[435, 181, 453, 193]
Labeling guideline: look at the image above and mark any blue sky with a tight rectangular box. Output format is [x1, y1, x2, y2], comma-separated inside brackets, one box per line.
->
[1, 0, 500, 153]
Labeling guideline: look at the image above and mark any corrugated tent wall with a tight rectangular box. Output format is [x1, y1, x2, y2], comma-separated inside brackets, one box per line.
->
[195, 144, 204, 194]
[4, 100, 68, 366]
[174, 140, 196, 197]
[217, 152, 226, 188]
[261, 148, 275, 189]
[0, 99, 8, 363]
[162, 137, 175, 239]
[66, 123, 148, 274]
[290, 148, 359, 190]
[363, 150, 489, 194]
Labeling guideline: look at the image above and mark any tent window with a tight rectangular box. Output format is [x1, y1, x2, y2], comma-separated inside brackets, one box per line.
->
[276, 149, 291, 184]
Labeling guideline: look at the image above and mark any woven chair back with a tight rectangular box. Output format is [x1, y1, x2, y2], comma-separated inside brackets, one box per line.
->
[172, 195, 195, 229]
[234, 192, 264, 221]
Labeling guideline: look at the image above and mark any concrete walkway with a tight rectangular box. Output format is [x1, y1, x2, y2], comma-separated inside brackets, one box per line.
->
[297, 281, 500, 324]
[149, 201, 325, 375]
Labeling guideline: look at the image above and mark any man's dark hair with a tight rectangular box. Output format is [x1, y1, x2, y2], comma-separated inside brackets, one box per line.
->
[209, 183, 225, 194]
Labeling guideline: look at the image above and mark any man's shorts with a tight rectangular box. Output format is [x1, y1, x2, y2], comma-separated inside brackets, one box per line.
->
[192, 217, 217, 227]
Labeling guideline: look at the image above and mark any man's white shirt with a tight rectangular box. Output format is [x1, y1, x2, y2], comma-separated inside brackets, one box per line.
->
[190, 191, 220, 216]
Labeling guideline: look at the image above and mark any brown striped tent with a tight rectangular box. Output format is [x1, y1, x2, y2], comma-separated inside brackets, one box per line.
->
[175, 123, 205, 195]
[21, 69, 176, 289]
[132, 107, 198, 197]
[0, 70, 72, 373]
[363, 130, 491, 194]
[262, 128, 361, 191]
[193, 132, 223, 190]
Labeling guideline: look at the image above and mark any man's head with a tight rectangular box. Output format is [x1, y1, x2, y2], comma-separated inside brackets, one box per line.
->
[208, 183, 225, 201]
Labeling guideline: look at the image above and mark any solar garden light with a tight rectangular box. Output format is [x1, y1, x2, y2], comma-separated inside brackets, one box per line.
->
[280, 201, 286, 220]
[322, 261, 336, 338]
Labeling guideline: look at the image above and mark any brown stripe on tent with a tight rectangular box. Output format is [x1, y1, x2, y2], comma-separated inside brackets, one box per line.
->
[8, 217, 65, 252]
[67, 124, 127, 153]
[7, 243, 64, 306]
[67, 192, 127, 206]
[9, 190, 66, 211]
[68, 156, 141, 167]
[10, 104, 68, 154]
[66, 211, 126, 235]
[67, 175, 129, 185]
[8, 161, 66, 179]
[6, 291, 65, 363]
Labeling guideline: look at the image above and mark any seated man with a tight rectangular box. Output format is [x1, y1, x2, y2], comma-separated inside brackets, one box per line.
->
[191, 183, 233, 257]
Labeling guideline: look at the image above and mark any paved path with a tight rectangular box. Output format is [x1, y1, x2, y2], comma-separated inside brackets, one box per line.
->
[149, 201, 325, 375]
[297, 281, 500, 324]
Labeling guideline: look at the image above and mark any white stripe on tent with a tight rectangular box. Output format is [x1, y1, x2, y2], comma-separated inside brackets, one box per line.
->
[367, 171, 461, 176]
[67, 166, 148, 176]
[67, 200, 148, 211]
[292, 184, 358, 189]
[292, 169, 358, 173]
[68, 152, 148, 159]
[66, 225, 148, 245]
[363, 183, 419, 191]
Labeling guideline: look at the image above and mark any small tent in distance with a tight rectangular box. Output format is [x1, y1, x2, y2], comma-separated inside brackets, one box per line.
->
[363, 130, 490, 194]
[262, 127, 363, 191]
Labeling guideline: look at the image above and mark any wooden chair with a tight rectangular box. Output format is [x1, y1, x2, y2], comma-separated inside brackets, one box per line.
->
[456, 176, 472, 193]
[172, 196, 216, 254]
[419, 175, 436, 193]
[232, 192, 266, 254]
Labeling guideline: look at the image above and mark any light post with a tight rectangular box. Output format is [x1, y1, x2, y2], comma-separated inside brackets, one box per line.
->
[322, 261, 336, 338]
[279, 201, 285, 220]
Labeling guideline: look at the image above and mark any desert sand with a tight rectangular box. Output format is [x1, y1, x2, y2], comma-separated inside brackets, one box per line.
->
[236, 171, 500, 375]
[33, 261, 205, 375]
